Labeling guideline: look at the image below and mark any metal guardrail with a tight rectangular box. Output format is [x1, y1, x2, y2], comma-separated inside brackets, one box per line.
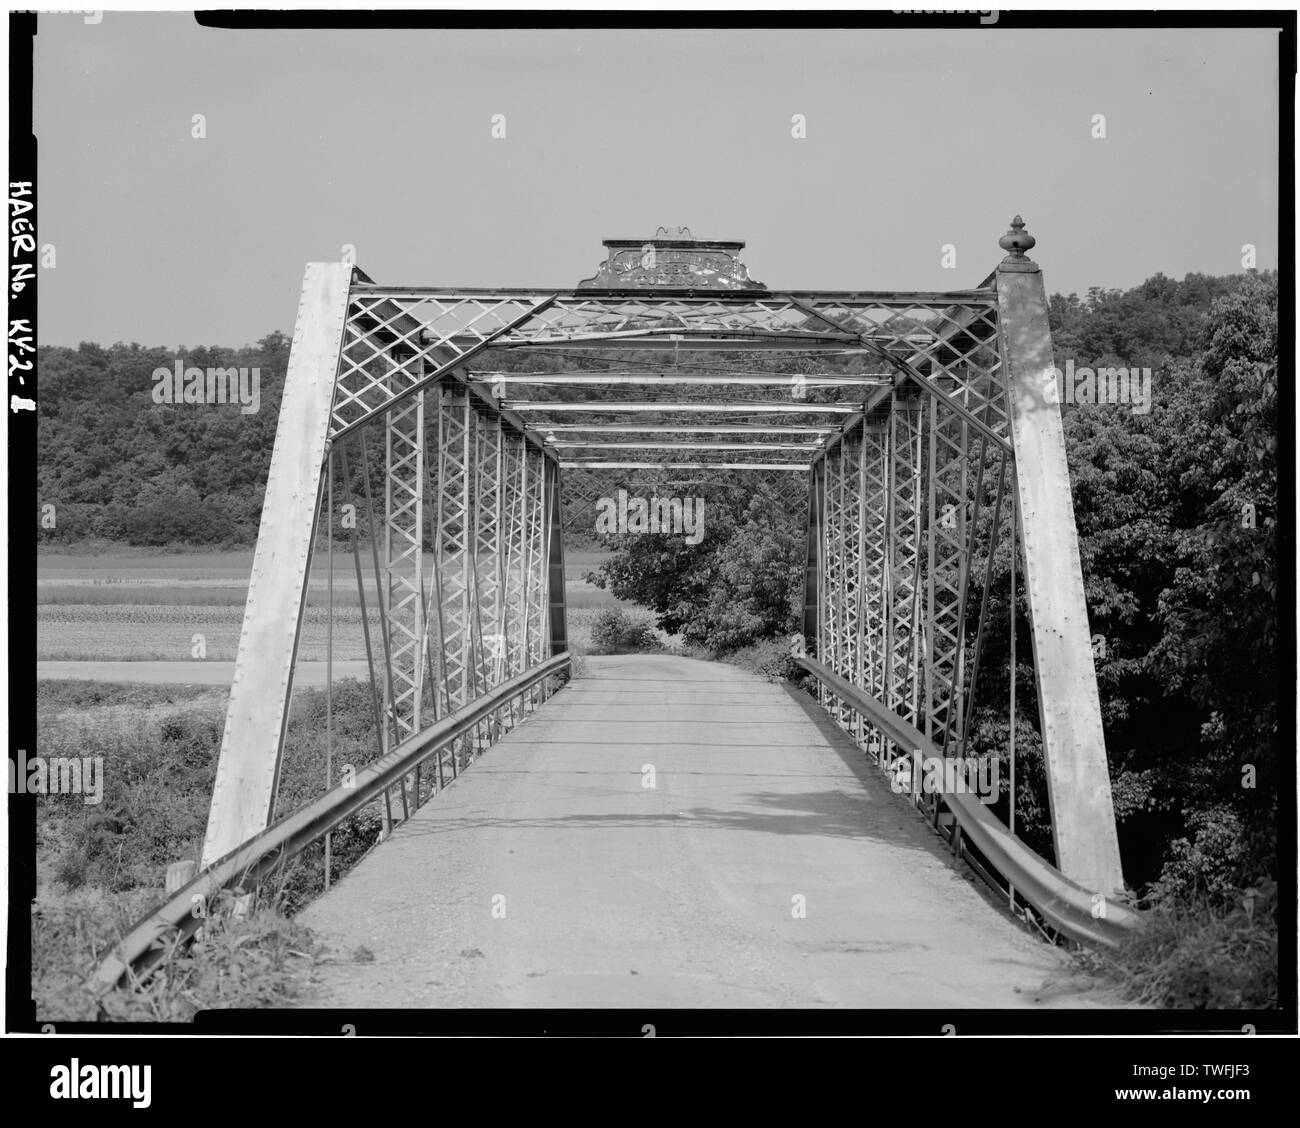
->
[794, 654, 1140, 949]
[93, 653, 572, 990]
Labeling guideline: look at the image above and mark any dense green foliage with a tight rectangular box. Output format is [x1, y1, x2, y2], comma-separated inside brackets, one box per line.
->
[587, 607, 661, 654]
[37, 334, 291, 544]
[1054, 271, 1279, 899]
[586, 478, 804, 651]
[950, 272, 1280, 908]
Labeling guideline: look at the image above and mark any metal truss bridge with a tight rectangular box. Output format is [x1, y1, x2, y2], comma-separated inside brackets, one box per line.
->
[96, 220, 1139, 994]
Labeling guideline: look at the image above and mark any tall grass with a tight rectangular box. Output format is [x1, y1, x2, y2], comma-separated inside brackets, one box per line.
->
[33, 678, 391, 1019]
[1075, 881, 1278, 1008]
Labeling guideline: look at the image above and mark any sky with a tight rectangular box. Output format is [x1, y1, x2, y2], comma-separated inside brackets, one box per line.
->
[32, 15, 1282, 348]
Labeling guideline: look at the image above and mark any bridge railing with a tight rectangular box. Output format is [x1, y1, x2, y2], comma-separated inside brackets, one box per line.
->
[794, 653, 1140, 949]
[92, 653, 571, 991]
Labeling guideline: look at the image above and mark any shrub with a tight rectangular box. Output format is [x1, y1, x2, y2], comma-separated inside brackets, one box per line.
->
[720, 636, 798, 680]
[589, 488, 803, 653]
[1149, 805, 1248, 907]
[1078, 878, 1277, 1009]
[588, 608, 660, 654]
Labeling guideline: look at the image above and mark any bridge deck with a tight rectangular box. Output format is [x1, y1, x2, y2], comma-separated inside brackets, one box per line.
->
[298, 655, 1103, 1008]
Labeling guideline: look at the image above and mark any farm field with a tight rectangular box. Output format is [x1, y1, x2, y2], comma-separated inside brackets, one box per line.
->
[37, 546, 636, 664]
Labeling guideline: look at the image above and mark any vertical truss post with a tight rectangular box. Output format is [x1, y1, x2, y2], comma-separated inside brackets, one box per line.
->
[523, 445, 549, 705]
[201, 263, 351, 868]
[384, 357, 425, 746]
[436, 387, 471, 713]
[471, 410, 500, 748]
[434, 386, 476, 764]
[818, 451, 834, 711]
[499, 427, 525, 723]
[802, 460, 823, 659]
[489, 417, 508, 682]
[502, 429, 529, 706]
[545, 457, 569, 655]
[358, 429, 398, 832]
[995, 218, 1124, 895]
[836, 435, 860, 733]
[421, 413, 449, 724]
[885, 388, 925, 734]
[860, 421, 889, 760]
[850, 428, 866, 746]
[924, 371, 971, 752]
[822, 444, 844, 723]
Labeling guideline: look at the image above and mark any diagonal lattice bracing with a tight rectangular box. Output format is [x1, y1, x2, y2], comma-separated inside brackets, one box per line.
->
[859, 420, 890, 707]
[499, 428, 528, 684]
[472, 411, 503, 693]
[923, 374, 971, 750]
[433, 388, 473, 716]
[820, 440, 845, 722]
[384, 364, 425, 743]
[885, 390, 926, 733]
[523, 444, 550, 671]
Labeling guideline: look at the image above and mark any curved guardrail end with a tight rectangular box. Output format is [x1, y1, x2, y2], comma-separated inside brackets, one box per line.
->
[793, 652, 1144, 950]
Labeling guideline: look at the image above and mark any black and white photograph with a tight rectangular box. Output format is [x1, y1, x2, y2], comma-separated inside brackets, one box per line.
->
[4, 3, 1294, 1085]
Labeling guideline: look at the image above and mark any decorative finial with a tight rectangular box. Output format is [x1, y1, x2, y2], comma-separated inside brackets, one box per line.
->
[998, 215, 1038, 271]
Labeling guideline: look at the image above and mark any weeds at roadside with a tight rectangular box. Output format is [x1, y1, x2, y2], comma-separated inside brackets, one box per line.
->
[1073, 880, 1277, 1009]
[33, 887, 324, 1022]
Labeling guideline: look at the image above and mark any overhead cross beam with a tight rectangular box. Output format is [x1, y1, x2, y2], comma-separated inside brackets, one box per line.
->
[470, 372, 889, 386]
[548, 441, 821, 451]
[560, 461, 810, 471]
[534, 423, 841, 434]
[507, 401, 863, 414]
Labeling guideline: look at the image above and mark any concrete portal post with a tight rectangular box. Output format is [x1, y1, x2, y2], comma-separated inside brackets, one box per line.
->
[202, 263, 352, 868]
[994, 218, 1125, 896]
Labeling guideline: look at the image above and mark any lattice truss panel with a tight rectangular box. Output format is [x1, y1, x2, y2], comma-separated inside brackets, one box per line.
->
[306, 302, 559, 843]
[416, 392, 552, 729]
[384, 366, 424, 742]
[808, 304, 1012, 771]
[810, 299, 1008, 442]
[330, 289, 998, 430]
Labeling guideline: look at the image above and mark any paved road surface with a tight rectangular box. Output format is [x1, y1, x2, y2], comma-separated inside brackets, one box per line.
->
[299, 655, 1109, 1009]
[37, 660, 370, 687]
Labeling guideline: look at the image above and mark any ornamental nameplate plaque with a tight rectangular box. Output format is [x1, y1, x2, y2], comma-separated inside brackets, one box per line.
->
[577, 226, 767, 290]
